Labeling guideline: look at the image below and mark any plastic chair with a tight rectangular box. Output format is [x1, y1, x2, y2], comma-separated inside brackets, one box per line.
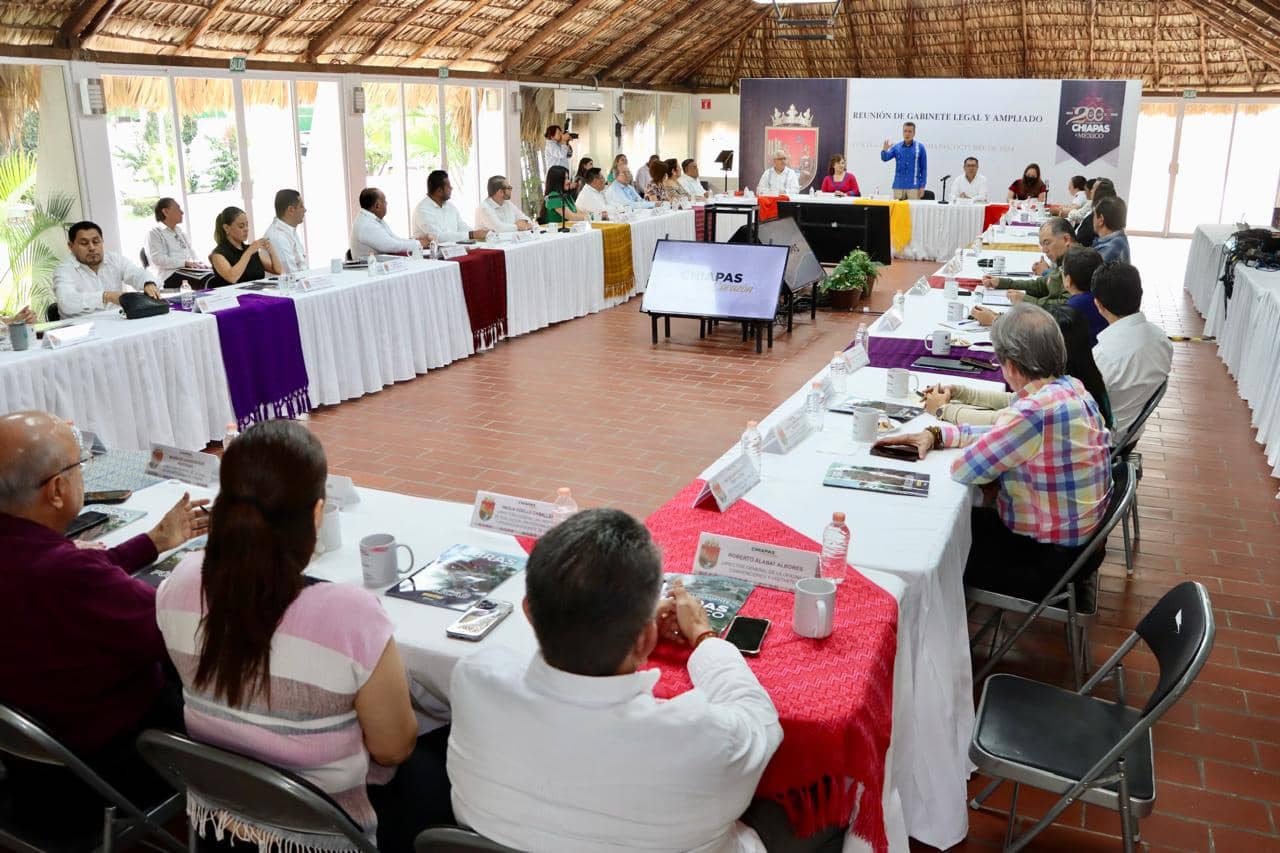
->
[415, 826, 523, 852]
[969, 581, 1215, 852]
[0, 704, 185, 853]
[134, 729, 378, 853]
[1110, 381, 1168, 576]
[968, 459, 1138, 689]
[139, 248, 150, 269]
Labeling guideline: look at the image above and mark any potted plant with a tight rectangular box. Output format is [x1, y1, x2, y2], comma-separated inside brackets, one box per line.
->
[821, 249, 883, 310]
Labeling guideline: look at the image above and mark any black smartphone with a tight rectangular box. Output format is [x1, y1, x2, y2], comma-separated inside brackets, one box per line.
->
[870, 444, 920, 463]
[960, 357, 996, 370]
[724, 616, 770, 655]
[65, 510, 111, 538]
[84, 489, 133, 505]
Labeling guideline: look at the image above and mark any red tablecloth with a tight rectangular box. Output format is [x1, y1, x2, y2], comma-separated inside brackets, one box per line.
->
[982, 204, 1009, 230]
[757, 195, 789, 222]
[693, 205, 706, 241]
[450, 249, 507, 350]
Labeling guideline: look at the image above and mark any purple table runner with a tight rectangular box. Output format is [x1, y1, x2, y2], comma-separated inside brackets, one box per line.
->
[865, 336, 1007, 385]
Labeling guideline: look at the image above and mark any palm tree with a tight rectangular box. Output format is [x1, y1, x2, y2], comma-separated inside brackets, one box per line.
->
[0, 150, 75, 319]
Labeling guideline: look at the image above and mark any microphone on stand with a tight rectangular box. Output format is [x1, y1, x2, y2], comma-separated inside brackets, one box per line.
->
[939, 174, 952, 205]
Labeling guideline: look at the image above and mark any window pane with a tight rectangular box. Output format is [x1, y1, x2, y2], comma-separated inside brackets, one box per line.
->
[297, 81, 348, 266]
[621, 93, 657, 164]
[658, 94, 690, 160]
[1128, 102, 1177, 233]
[565, 111, 612, 177]
[175, 77, 240, 259]
[1221, 103, 1280, 227]
[364, 82, 409, 237]
[104, 75, 183, 265]
[242, 79, 296, 236]
[404, 83, 441, 231]
[476, 87, 506, 214]
[518, 85, 553, 216]
[1168, 103, 1234, 235]
[696, 119, 738, 193]
[444, 86, 479, 221]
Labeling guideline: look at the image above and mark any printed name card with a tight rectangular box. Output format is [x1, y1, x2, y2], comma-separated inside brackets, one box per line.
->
[383, 258, 411, 273]
[845, 344, 869, 372]
[692, 532, 819, 592]
[195, 292, 240, 314]
[146, 443, 220, 487]
[469, 491, 557, 538]
[300, 275, 334, 291]
[325, 474, 361, 509]
[762, 408, 813, 455]
[692, 453, 761, 512]
[44, 322, 95, 349]
[440, 244, 470, 259]
[878, 311, 903, 332]
[515, 230, 538, 243]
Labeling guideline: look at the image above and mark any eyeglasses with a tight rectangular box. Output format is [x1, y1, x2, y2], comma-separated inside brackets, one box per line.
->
[38, 455, 89, 487]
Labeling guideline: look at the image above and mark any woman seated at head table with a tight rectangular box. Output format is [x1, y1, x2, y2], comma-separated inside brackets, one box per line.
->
[542, 165, 589, 224]
[208, 206, 282, 288]
[922, 303, 1114, 428]
[1007, 162, 1048, 202]
[154, 420, 452, 853]
[821, 154, 861, 197]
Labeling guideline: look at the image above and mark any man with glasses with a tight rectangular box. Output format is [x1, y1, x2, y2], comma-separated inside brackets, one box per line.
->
[0, 411, 209, 833]
[475, 175, 535, 234]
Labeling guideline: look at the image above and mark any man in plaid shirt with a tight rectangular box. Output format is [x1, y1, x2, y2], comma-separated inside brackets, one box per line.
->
[876, 303, 1112, 600]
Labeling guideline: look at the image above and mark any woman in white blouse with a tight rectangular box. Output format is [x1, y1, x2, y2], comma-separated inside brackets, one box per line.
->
[146, 198, 208, 289]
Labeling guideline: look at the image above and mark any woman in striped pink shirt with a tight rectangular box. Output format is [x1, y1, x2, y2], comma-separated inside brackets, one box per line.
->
[156, 421, 451, 852]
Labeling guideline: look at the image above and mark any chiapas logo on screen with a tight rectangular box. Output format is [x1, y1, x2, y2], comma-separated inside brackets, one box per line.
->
[1056, 80, 1126, 166]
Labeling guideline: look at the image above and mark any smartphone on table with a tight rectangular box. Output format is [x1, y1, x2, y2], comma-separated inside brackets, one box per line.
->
[870, 443, 920, 463]
[446, 599, 514, 641]
[724, 616, 771, 656]
[84, 489, 133, 505]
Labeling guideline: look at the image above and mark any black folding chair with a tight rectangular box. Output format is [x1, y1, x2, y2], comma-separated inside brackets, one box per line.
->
[415, 826, 522, 852]
[135, 730, 378, 853]
[1110, 381, 1168, 577]
[969, 581, 1215, 852]
[968, 459, 1138, 689]
[0, 704, 185, 853]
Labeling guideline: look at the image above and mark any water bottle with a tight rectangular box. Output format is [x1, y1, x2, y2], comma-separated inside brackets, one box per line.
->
[551, 487, 578, 527]
[805, 382, 826, 431]
[740, 421, 763, 474]
[366, 252, 378, 277]
[854, 323, 868, 350]
[428, 240, 439, 260]
[820, 512, 850, 582]
[828, 350, 850, 395]
[223, 421, 239, 447]
[892, 290, 906, 317]
[66, 420, 86, 456]
[179, 281, 195, 310]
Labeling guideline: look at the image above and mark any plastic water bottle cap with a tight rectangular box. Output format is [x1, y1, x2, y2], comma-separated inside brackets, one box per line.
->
[833, 350, 844, 358]
[811, 381, 823, 389]
[226, 422, 236, 431]
[747, 420, 758, 428]
[557, 487, 571, 496]
[832, 512, 846, 523]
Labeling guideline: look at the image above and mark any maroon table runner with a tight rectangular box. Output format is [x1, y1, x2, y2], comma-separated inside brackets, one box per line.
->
[450, 249, 508, 350]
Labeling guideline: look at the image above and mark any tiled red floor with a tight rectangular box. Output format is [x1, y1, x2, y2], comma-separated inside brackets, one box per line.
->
[304, 236, 1280, 851]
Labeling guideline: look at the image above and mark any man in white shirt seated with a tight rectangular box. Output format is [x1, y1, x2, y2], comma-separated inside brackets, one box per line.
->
[678, 159, 711, 201]
[573, 168, 611, 220]
[605, 166, 656, 211]
[146, 198, 208, 289]
[413, 170, 490, 243]
[1091, 261, 1172, 443]
[757, 151, 800, 196]
[474, 175, 534, 234]
[448, 508, 783, 853]
[350, 188, 430, 259]
[54, 221, 160, 317]
[264, 189, 309, 274]
[948, 156, 989, 202]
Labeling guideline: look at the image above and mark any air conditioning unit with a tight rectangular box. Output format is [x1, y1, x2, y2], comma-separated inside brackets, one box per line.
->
[554, 89, 606, 113]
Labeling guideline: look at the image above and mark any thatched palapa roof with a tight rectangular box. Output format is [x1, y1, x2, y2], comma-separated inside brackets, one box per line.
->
[0, 0, 1277, 93]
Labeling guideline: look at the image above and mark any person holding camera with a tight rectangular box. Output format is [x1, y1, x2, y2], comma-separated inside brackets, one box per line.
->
[544, 125, 573, 173]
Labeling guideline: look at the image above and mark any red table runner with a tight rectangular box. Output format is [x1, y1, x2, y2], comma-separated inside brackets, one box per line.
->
[757, 195, 789, 222]
[450, 249, 507, 350]
[982, 203, 1009, 230]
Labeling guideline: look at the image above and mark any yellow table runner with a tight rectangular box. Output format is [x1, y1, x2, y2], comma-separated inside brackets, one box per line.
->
[591, 222, 635, 301]
[982, 241, 1040, 252]
[853, 199, 912, 255]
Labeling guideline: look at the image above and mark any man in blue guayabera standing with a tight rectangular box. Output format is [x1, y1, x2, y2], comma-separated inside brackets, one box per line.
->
[880, 122, 928, 199]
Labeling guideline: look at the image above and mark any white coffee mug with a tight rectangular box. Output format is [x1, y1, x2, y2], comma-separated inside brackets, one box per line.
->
[943, 277, 959, 299]
[851, 406, 879, 442]
[993, 257, 1007, 274]
[793, 577, 837, 639]
[359, 533, 415, 588]
[946, 300, 965, 322]
[886, 368, 920, 398]
[924, 330, 953, 356]
[316, 502, 342, 555]
[330, 258, 343, 274]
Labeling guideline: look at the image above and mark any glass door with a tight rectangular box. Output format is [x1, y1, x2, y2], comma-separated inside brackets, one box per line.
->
[1167, 103, 1235, 235]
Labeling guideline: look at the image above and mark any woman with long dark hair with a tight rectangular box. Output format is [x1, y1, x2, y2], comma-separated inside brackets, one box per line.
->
[571, 156, 594, 199]
[155, 421, 451, 852]
[208, 206, 280, 288]
[1006, 163, 1048, 202]
[542, 164, 587, 224]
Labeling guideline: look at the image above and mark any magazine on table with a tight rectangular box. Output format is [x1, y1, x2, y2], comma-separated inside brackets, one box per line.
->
[827, 398, 925, 422]
[663, 573, 756, 635]
[132, 536, 207, 588]
[822, 463, 931, 498]
[386, 544, 526, 611]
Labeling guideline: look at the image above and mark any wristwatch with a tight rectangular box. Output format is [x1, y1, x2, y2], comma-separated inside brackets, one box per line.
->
[926, 426, 944, 449]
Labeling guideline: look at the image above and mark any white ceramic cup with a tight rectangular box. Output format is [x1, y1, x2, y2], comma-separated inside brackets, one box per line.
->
[330, 258, 343, 274]
[943, 277, 959, 299]
[793, 577, 837, 639]
[886, 368, 919, 398]
[924, 330, 953, 356]
[946, 300, 966, 322]
[316, 502, 342, 555]
[359, 533, 415, 588]
[851, 406, 879, 442]
[993, 257, 1007, 274]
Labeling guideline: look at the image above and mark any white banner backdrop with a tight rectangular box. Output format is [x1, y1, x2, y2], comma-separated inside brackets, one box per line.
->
[842, 78, 1142, 204]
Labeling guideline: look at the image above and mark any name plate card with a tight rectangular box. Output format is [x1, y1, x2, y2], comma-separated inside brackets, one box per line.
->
[692, 453, 760, 512]
[762, 408, 813, 455]
[325, 474, 361, 509]
[469, 491, 556, 538]
[146, 443, 220, 487]
[845, 344, 869, 372]
[44, 323, 95, 349]
[195, 292, 240, 313]
[383, 258, 411, 273]
[515, 230, 538, 243]
[879, 311, 903, 332]
[692, 532, 819, 592]
[440, 244, 470, 259]
[300, 275, 334, 292]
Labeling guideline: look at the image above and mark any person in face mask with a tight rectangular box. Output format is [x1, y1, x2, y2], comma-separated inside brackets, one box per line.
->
[1008, 163, 1048, 202]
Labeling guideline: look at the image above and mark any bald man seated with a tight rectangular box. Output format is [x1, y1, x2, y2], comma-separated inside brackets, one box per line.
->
[0, 411, 209, 833]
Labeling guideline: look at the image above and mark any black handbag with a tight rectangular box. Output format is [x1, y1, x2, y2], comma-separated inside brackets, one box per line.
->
[119, 291, 171, 319]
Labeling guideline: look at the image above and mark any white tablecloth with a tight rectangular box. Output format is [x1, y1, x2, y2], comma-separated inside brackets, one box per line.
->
[981, 223, 1040, 248]
[871, 288, 993, 346]
[0, 310, 233, 451]
[1183, 224, 1235, 317]
[493, 230, 606, 337]
[929, 248, 1044, 283]
[897, 200, 986, 262]
[627, 209, 697, 293]
[698, 364, 1008, 849]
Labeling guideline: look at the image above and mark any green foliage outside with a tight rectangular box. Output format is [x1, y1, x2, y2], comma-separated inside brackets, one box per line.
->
[0, 151, 75, 318]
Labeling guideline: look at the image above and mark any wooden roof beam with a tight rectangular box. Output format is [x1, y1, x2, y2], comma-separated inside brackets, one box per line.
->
[639, 0, 740, 85]
[538, 0, 648, 76]
[1199, 19, 1208, 85]
[59, 0, 113, 45]
[593, 0, 702, 82]
[1187, 2, 1280, 73]
[251, 0, 320, 56]
[400, 0, 495, 66]
[358, 0, 439, 63]
[179, 0, 236, 51]
[451, 1, 552, 68]
[675, 6, 768, 86]
[305, 0, 381, 62]
[499, 0, 601, 73]
[841, 0, 861, 77]
[1151, 0, 1161, 88]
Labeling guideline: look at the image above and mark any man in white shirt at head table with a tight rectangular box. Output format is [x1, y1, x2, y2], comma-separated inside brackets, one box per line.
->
[448, 508, 783, 853]
[349, 187, 431, 259]
[474, 175, 534, 234]
[949, 156, 989, 203]
[264, 188, 309, 274]
[605, 165, 656, 211]
[757, 151, 800, 196]
[679, 159, 712, 201]
[146, 198, 208, 289]
[1091, 261, 1172, 443]
[413, 170, 490, 244]
[573, 168, 611, 220]
[54, 221, 160, 318]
